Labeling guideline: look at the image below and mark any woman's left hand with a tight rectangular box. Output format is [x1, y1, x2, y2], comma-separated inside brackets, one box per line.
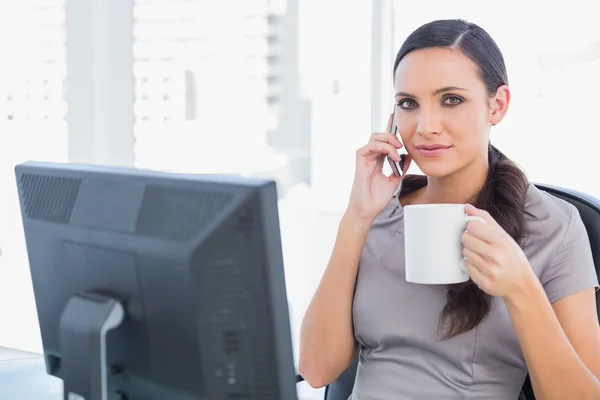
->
[461, 204, 537, 299]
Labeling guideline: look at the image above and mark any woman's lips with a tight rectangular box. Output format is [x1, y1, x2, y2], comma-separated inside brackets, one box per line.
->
[415, 145, 452, 157]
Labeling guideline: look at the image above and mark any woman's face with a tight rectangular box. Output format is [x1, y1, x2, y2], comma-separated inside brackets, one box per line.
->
[393, 47, 509, 178]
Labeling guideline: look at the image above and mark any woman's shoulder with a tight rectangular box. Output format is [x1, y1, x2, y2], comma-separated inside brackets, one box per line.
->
[523, 183, 584, 237]
[524, 183, 598, 301]
[522, 183, 582, 247]
[524, 183, 574, 223]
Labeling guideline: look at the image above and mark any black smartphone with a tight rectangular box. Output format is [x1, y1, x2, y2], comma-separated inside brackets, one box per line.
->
[386, 106, 405, 177]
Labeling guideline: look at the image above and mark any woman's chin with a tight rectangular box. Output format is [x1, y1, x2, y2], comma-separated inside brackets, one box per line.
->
[415, 162, 456, 179]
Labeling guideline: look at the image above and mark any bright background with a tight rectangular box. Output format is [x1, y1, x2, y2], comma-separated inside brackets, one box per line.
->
[0, 1, 598, 398]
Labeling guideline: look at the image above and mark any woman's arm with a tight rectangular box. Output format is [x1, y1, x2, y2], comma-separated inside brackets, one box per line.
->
[505, 283, 600, 400]
[298, 210, 372, 388]
[461, 204, 600, 400]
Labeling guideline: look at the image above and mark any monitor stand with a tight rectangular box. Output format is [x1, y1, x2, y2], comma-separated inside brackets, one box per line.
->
[59, 293, 124, 400]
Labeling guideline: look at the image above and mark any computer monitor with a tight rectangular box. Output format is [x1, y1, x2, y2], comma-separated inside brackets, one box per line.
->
[14, 161, 298, 400]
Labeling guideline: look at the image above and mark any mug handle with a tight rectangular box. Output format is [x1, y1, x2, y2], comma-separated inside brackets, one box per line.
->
[460, 215, 487, 272]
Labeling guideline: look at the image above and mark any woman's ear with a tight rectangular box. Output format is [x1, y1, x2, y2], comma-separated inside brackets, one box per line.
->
[489, 85, 510, 126]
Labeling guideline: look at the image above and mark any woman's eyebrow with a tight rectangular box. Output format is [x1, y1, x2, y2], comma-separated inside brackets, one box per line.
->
[395, 86, 468, 98]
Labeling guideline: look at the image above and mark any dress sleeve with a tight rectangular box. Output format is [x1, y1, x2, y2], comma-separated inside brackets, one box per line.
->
[540, 206, 599, 303]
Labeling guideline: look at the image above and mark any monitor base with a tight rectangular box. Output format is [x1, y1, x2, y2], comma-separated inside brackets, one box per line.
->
[59, 293, 124, 400]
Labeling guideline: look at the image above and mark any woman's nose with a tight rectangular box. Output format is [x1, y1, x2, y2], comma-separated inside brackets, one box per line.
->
[416, 109, 442, 136]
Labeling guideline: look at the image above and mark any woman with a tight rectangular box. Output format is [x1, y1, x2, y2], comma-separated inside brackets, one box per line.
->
[299, 19, 600, 399]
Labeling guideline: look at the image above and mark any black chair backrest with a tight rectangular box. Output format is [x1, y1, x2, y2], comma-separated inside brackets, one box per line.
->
[321, 184, 600, 400]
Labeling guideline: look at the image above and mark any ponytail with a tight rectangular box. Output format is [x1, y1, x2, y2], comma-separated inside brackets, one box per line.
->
[439, 144, 528, 339]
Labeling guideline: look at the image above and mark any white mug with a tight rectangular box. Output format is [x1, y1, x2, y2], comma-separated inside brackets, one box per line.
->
[403, 204, 484, 285]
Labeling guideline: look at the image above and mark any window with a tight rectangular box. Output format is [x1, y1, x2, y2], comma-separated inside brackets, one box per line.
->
[0, 0, 67, 352]
[132, 0, 279, 177]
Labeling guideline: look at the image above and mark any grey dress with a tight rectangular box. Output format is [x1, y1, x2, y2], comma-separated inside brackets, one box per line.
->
[350, 182, 599, 399]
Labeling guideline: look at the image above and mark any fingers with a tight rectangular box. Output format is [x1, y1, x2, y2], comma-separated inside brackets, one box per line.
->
[465, 204, 501, 229]
[356, 123, 405, 168]
[357, 140, 401, 161]
[461, 230, 493, 259]
[370, 132, 403, 149]
[464, 205, 506, 244]
[465, 218, 503, 244]
[462, 247, 492, 278]
[464, 260, 491, 290]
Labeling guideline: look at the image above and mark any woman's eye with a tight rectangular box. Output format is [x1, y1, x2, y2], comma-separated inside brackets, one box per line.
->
[397, 99, 418, 109]
[442, 96, 464, 106]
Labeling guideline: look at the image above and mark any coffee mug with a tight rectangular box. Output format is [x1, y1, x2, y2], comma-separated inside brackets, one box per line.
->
[403, 204, 484, 284]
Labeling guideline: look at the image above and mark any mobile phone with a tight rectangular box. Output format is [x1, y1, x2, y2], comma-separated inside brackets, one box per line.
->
[386, 106, 405, 177]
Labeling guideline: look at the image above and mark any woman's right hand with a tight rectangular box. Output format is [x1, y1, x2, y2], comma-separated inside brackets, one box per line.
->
[347, 113, 412, 221]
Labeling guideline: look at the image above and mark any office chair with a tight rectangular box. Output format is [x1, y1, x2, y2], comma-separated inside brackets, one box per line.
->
[297, 183, 600, 400]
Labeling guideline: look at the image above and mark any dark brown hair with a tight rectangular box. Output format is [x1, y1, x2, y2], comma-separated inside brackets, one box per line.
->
[394, 19, 529, 339]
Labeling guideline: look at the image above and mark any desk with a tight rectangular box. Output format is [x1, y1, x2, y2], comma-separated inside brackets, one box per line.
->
[0, 346, 62, 399]
[0, 347, 316, 400]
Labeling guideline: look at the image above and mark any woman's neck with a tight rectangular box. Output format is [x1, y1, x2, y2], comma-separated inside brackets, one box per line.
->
[408, 160, 490, 205]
